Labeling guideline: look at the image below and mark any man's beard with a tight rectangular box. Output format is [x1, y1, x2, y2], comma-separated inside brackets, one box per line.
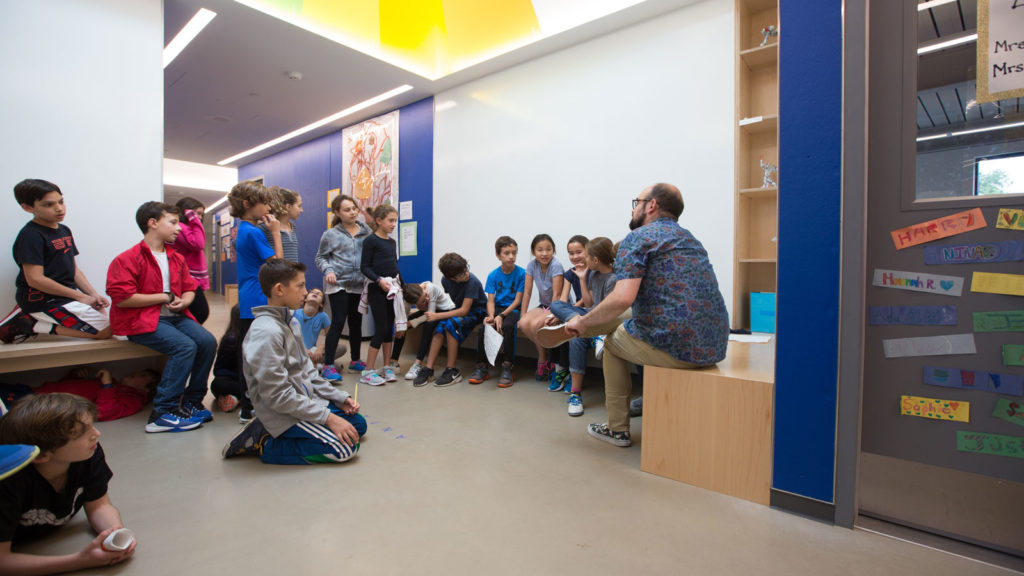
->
[629, 215, 643, 230]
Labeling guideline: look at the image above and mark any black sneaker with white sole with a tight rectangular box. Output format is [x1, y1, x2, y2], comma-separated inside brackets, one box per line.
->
[0, 306, 37, 345]
[413, 367, 434, 387]
[222, 418, 269, 458]
[433, 367, 462, 387]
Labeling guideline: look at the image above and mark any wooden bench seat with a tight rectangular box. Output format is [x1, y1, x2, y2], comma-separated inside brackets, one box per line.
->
[0, 337, 163, 375]
[640, 340, 775, 505]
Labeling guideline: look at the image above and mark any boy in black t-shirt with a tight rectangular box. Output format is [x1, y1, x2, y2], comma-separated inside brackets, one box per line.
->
[0, 393, 135, 574]
[411, 253, 488, 387]
[0, 179, 112, 344]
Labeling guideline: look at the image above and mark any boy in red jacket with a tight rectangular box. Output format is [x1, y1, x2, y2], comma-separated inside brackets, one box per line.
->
[36, 367, 158, 421]
[106, 202, 216, 433]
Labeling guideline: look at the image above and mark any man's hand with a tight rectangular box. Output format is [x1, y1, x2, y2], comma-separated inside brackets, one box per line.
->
[565, 315, 585, 338]
[326, 413, 359, 446]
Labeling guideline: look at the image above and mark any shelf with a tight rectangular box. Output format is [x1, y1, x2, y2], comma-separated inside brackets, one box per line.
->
[738, 114, 778, 134]
[739, 187, 777, 199]
[740, 43, 777, 69]
[739, 258, 777, 264]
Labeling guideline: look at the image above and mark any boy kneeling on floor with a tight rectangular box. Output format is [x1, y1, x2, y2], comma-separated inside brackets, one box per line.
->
[223, 258, 365, 465]
[0, 394, 135, 574]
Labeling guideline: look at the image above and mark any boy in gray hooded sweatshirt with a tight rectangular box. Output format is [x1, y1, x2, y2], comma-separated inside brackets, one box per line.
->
[222, 259, 366, 465]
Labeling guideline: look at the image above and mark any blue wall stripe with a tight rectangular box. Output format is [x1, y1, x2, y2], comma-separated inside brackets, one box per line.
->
[774, 0, 842, 503]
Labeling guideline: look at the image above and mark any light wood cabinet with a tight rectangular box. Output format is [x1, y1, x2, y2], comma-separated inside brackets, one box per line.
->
[733, 0, 778, 330]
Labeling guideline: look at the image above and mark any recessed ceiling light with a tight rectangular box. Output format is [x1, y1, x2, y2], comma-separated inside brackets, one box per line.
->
[218, 84, 414, 166]
[917, 33, 977, 55]
[917, 0, 957, 11]
[164, 8, 217, 68]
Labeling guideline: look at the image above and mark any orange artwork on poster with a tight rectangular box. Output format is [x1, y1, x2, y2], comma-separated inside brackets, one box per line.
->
[890, 208, 987, 250]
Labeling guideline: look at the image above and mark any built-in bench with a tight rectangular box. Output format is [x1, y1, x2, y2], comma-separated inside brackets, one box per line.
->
[0, 337, 163, 375]
[640, 340, 775, 505]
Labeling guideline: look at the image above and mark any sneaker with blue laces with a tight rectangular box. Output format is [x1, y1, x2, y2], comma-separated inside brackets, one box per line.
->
[183, 401, 213, 423]
[322, 366, 342, 381]
[547, 369, 570, 392]
[383, 364, 398, 382]
[360, 369, 386, 386]
[348, 360, 366, 373]
[568, 392, 584, 417]
[145, 409, 203, 433]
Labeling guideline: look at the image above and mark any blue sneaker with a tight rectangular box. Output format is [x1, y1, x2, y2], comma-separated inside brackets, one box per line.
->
[547, 369, 569, 392]
[0, 445, 40, 480]
[145, 410, 203, 433]
[348, 360, 366, 373]
[322, 366, 342, 381]
[183, 401, 213, 423]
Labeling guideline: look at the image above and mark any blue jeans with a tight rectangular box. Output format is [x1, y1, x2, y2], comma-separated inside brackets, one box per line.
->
[128, 315, 216, 414]
[549, 301, 587, 322]
[549, 301, 591, 374]
[261, 404, 368, 465]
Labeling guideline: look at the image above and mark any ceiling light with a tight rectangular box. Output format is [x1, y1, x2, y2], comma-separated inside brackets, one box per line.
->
[917, 0, 957, 11]
[217, 84, 414, 166]
[917, 33, 977, 55]
[207, 194, 229, 211]
[917, 120, 1024, 142]
[164, 8, 217, 68]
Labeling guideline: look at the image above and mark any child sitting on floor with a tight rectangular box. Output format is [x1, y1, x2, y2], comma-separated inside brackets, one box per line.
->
[0, 394, 136, 574]
[222, 259, 366, 465]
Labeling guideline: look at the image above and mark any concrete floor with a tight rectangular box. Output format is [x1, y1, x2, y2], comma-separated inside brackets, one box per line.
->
[14, 292, 1020, 575]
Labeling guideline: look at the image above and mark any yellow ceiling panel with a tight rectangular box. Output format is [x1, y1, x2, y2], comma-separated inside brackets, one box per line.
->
[440, 0, 539, 60]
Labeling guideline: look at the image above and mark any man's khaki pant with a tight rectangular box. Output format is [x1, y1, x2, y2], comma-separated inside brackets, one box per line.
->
[602, 324, 702, 432]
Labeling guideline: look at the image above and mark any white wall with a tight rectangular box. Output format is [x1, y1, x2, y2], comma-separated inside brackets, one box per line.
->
[433, 0, 735, 314]
[0, 0, 163, 312]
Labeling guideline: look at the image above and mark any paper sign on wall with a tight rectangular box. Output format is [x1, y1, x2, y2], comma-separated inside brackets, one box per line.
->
[976, 0, 1024, 104]
[995, 208, 1024, 231]
[890, 208, 986, 250]
[868, 306, 956, 325]
[923, 240, 1024, 265]
[971, 272, 1024, 297]
[923, 365, 1024, 396]
[993, 398, 1024, 428]
[1002, 344, 1024, 367]
[956, 430, 1024, 459]
[883, 334, 976, 358]
[873, 269, 964, 297]
[399, 221, 417, 256]
[901, 395, 970, 422]
[973, 310, 1024, 332]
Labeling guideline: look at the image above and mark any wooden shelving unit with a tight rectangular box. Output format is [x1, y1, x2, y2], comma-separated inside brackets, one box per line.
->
[733, 0, 779, 330]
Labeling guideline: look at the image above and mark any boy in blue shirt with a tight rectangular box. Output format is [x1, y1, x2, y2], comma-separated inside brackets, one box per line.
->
[412, 253, 487, 387]
[468, 237, 525, 388]
[228, 181, 282, 423]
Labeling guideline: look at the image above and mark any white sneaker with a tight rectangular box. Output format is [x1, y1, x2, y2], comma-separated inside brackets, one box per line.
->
[593, 335, 605, 360]
[383, 365, 398, 382]
[360, 369, 386, 386]
[568, 393, 584, 417]
[405, 363, 421, 381]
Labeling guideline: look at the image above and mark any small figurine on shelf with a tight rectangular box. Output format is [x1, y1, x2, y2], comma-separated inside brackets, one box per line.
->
[760, 25, 778, 47]
[760, 156, 777, 189]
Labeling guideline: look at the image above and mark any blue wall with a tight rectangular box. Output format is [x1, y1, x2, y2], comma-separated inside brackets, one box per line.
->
[237, 97, 435, 288]
[774, 0, 842, 503]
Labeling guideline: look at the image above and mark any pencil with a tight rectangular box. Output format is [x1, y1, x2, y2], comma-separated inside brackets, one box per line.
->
[354, 383, 358, 405]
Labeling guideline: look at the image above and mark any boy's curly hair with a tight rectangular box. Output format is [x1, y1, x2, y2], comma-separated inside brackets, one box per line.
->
[227, 180, 273, 218]
[0, 394, 97, 454]
[438, 253, 468, 279]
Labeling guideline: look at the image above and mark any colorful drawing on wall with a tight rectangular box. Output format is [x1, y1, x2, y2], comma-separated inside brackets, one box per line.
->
[868, 305, 956, 326]
[1002, 344, 1024, 367]
[956, 430, 1024, 459]
[924, 366, 1024, 396]
[993, 398, 1024, 428]
[872, 269, 964, 297]
[996, 208, 1024, 231]
[883, 334, 976, 358]
[901, 395, 969, 422]
[971, 272, 1024, 297]
[923, 240, 1024, 265]
[890, 208, 986, 250]
[341, 111, 399, 217]
[973, 311, 1024, 332]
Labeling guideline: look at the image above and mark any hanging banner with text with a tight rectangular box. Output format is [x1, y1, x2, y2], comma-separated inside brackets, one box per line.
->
[971, 272, 1024, 297]
[956, 431, 1024, 459]
[977, 0, 1024, 103]
[993, 398, 1024, 428]
[890, 208, 986, 250]
[869, 305, 957, 325]
[923, 365, 1024, 396]
[973, 310, 1024, 332]
[923, 240, 1024, 265]
[901, 395, 970, 422]
[873, 269, 964, 297]
[883, 334, 976, 358]
[996, 208, 1024, 231]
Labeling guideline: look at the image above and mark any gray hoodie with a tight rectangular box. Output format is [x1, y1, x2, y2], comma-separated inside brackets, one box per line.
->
[242, 305, 350, 437]
[315, 221, 372, 294]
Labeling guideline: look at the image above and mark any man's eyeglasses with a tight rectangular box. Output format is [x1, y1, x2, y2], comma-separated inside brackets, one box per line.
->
[632, 197, 651, 209]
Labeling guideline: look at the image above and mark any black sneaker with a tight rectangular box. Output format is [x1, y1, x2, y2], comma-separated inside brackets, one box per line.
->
[413, 367, 434, 387]
[238, 407, 254, 424]
[434, 367, 462, 387]
[0, 307, 37, 345]
[222, 418, 268, 458]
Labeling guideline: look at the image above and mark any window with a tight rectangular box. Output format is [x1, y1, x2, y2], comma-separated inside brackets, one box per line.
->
[975, 152, 1024, 196]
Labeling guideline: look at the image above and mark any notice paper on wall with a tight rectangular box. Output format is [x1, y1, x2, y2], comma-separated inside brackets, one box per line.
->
[976, 0, 1024, 103]
[971, 272, 1024, 297]
[399, 221, 417, 256]
[923, 240, 1024, 265]
[1002, 344, 1024, 367]
[973, 310, 1024, 332]
[996, 208, 1024, 231]
[993, 398, 1024, 428]
[399, 201, 413, 220]
[889, 208, 986, 250]
[924, 366, 1024, 396]
[956, 430, 1024, 459]
[901, 395, 970, 422]
[883, 334, 976, 358]
[868, 305, 957, 325]
[873, 269, 964, 297]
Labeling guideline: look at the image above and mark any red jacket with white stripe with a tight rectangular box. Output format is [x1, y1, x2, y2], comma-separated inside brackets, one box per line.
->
[106, 241, 198, 335]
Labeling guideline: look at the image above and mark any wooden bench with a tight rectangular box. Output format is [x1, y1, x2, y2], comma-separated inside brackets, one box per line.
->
[0, 337, 163, 375]
[640, 340, 775, 505]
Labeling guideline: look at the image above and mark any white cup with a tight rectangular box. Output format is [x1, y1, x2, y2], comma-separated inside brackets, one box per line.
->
[102, 528, 135, 552]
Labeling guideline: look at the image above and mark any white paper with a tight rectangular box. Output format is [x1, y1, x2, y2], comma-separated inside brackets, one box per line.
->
[872, 268, 964, 297]
[729, 333, 773, 343]
[399, 200, 413, 220]
[738, 116, 764, 126]
[882, 334, 976, 358]
[483, 324, 503, 366]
